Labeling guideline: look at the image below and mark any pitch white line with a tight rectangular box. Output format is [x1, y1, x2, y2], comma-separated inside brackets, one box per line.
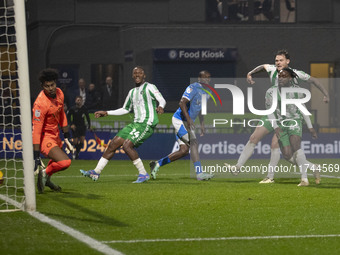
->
[102, 234, 340, 244]
[318, 174, 340, 179]
[295, 172, 340, 179]
[28, 211, 124, 255]
[0, 194, 23, 209]
[0, 194, 23, 212]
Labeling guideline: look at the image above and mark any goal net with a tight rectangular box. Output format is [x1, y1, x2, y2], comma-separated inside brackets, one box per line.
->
[0, 0, 35, 212]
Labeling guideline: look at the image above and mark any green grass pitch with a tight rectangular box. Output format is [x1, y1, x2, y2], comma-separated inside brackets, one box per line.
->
[1, 158, 340, 255]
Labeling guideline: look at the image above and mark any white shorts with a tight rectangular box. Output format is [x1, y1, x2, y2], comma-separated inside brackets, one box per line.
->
[172, 116, 196, 146]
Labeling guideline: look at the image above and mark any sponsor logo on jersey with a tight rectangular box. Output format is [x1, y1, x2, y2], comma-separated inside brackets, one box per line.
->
[35, 109, 41, 118]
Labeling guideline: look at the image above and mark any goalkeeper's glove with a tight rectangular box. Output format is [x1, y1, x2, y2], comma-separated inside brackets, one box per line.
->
[64, 132, 75, 155]
[34, 151, 45, 175]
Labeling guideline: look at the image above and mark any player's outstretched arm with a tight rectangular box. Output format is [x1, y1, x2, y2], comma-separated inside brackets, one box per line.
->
[247, 64, 269, 84]
[101, 89, 133, 118]
[94, 111, 108, 118]
[309, 128, 318, 139]
[105, 108, 130, 116]
[302, 111, 317, 139]
[307, 76, 330, 103]
[301, 108, 313, 129]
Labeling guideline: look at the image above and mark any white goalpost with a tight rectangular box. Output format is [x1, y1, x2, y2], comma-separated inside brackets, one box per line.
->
[0, 0, 35, 212]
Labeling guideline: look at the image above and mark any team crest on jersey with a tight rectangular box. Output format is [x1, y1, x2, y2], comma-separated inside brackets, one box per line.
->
[186, 87, 193, 93]
[35, 109, 41, 118]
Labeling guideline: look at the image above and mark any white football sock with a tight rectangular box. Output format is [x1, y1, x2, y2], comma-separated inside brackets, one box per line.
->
[133, 158, 147, 175]
[288, 156, 318, 171]
[94, 157, 109, 174]
[294, 149, 309, 182]
[267, 148, 280, 179]
[236, 141, 256, 169]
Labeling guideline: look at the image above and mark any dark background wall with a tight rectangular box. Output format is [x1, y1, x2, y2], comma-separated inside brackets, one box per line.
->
[25, 0, 340, 126]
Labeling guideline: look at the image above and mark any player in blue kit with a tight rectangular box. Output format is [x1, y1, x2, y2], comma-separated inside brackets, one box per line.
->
[150, 70, 214, 181]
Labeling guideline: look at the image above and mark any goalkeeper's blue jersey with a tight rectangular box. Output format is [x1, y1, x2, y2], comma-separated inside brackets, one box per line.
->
[173, 82, 210, 122]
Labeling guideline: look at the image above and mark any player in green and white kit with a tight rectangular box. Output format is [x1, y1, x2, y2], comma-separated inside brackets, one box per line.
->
[225, 50, 327, 183]
[80, 66, 166, 183]
[267, 68, 320, 186]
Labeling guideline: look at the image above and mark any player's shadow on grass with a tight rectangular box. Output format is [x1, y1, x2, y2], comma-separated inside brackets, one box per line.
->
[269, 178, 340, 188]
[45, 193, 129, 227]
[310, 183, 340, 189]
[272, 179, 301, 185]
[148, 176, 220, 185]
[215, 177, 259, 183]
[149, 177, 206, 185]
[214, 178, 259, 183]
[149, 176, 260, 184]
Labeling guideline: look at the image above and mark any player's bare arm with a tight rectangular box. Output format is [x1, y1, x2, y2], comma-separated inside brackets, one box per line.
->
[179, 97, 194, 130]
[156, 106, 164, 114]
[246, 64, 269, 84]
[309, 128, 318, 139]
[94, 111, 108, 118]
[307, 76, 330, 103]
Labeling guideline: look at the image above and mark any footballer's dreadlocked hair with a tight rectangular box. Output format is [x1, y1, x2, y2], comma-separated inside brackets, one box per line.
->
[38, 68, 59, 84]
[281, 67, 298, 79]
[280, 67, 299, 85]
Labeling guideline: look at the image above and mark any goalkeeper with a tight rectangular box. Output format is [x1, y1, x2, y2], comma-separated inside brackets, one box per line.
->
[32, 68, 73, 193]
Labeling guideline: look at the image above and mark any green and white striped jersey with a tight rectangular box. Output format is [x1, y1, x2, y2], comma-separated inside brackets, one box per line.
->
[123, 82, 166, 127]
[265, 84, 305, 121]
[266, 65, 311, 87]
